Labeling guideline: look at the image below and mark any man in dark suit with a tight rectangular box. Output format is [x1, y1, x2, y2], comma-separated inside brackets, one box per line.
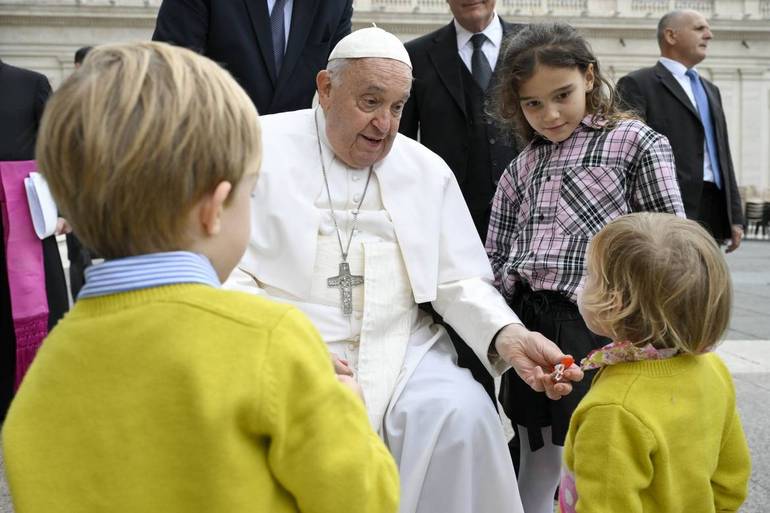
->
[153, 0, 353, 114]
[617, 9, 744, 251]
[398, 0, 522, 421]
[400, 0, 522, 242]
[0, 60, 69, 420]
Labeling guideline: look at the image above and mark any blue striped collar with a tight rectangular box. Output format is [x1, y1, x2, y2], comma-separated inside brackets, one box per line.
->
[78, 251, 220, 300]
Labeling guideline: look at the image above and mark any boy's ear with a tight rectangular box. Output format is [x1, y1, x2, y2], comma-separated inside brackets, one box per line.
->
[199, 181, 233, 236]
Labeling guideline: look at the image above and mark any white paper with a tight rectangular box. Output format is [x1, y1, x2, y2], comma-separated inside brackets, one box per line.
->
[24, 172, 58, 239]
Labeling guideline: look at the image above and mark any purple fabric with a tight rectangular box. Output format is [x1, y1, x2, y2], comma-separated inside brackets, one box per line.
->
[0, 160, 49, 390]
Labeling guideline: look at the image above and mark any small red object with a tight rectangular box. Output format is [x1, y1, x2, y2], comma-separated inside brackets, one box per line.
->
[561, 355, 574, 368]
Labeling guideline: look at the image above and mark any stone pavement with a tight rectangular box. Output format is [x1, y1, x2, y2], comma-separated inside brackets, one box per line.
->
[718, 237, 770, 512]
[0, 240, 768, 512]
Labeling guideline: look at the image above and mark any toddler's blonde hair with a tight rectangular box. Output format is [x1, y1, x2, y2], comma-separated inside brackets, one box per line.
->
[581, 213, 731, 353]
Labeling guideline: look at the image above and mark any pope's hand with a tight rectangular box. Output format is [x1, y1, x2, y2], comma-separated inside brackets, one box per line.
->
[494, 323, 583, 400]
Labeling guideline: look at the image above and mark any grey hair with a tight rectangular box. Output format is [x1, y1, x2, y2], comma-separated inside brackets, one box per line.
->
[657, 10, 687, 47]
[326, 58, 353, 86]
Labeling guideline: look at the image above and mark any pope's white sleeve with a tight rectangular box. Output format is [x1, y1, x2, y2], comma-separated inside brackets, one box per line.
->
[431, 277, 521, 377]
[222, 266, 270, 297]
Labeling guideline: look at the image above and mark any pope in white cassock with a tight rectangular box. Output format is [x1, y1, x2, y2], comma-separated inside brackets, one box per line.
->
[226, 27, 583, 513]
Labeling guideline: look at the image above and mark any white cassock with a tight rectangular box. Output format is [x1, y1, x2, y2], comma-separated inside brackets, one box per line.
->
[226, 108, 524, 513]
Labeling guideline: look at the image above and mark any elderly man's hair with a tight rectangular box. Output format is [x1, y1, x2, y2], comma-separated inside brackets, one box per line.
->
[657, 10, 687, 47]
[326, 58, 352, 86]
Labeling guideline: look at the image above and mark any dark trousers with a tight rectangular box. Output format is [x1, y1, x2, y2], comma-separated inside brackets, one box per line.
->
[499, 284, 609, 451]
[696, 181, 731, 242]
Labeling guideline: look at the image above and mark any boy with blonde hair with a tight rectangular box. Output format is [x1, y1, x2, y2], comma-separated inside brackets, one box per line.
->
[2, 42, 398, 513]
[559, 212, 750, 513]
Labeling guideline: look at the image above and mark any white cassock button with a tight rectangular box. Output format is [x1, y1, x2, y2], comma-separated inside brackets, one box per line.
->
[318, 222, 335, 235]
[352, 193, 361, 203]
[351, 174, 361, 182]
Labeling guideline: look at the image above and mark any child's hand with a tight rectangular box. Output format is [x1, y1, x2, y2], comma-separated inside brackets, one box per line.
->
[337, 374, 365, 404]
[331, 353, 354, 377]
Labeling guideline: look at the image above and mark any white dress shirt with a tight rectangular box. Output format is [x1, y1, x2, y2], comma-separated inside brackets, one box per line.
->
[454, 13, 503, 73]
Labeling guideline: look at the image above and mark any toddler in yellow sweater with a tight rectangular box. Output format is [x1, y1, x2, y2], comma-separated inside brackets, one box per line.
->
[2, 42, 398, 513]
[559, 212, 750, 513]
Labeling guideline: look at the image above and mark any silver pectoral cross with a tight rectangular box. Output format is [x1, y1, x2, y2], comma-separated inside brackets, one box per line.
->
[327, 262, 364, 315]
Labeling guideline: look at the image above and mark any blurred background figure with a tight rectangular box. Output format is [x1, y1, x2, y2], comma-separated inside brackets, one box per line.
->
[74, 46, 92, 70]
[617, 10, 744, 252]
[0, 59, 68, 421]
[66, 45, 96, 299]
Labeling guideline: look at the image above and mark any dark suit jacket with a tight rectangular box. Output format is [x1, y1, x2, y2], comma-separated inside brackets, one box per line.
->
[0, 60, 50, 161]
[153, 0, 352, 115]
[399, 19, 522, 200]
[616, 62, 743, 226]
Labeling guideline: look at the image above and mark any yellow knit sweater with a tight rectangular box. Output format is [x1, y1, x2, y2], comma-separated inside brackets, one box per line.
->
[3, 284, 399, 513]
[560, 353, 750, 513]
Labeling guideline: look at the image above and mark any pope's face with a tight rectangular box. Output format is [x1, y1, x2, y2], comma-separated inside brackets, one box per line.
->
[317, 58, 412, 169]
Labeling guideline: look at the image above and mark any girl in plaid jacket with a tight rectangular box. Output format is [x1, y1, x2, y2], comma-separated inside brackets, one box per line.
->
[486, 22, 685, 513]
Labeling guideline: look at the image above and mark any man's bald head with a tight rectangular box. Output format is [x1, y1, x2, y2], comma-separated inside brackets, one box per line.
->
[657, 10, 712, 68]
[657, 10, 684, 47]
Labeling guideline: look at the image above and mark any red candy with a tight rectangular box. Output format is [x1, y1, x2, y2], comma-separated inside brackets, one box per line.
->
[552, 355, 575, 382]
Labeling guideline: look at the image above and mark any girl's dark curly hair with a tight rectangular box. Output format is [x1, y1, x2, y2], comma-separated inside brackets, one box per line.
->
[488, 22, 635, 146]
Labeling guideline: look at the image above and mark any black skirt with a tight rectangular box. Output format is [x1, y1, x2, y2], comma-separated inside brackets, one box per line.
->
[499, 283, 608, 451]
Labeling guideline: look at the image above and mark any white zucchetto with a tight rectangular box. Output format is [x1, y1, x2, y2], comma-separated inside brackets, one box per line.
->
[328, 27, 412, 69]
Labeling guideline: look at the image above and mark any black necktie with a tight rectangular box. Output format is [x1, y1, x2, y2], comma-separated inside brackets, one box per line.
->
[471, 33, 492, 90]
[270, 0, 288, 75]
